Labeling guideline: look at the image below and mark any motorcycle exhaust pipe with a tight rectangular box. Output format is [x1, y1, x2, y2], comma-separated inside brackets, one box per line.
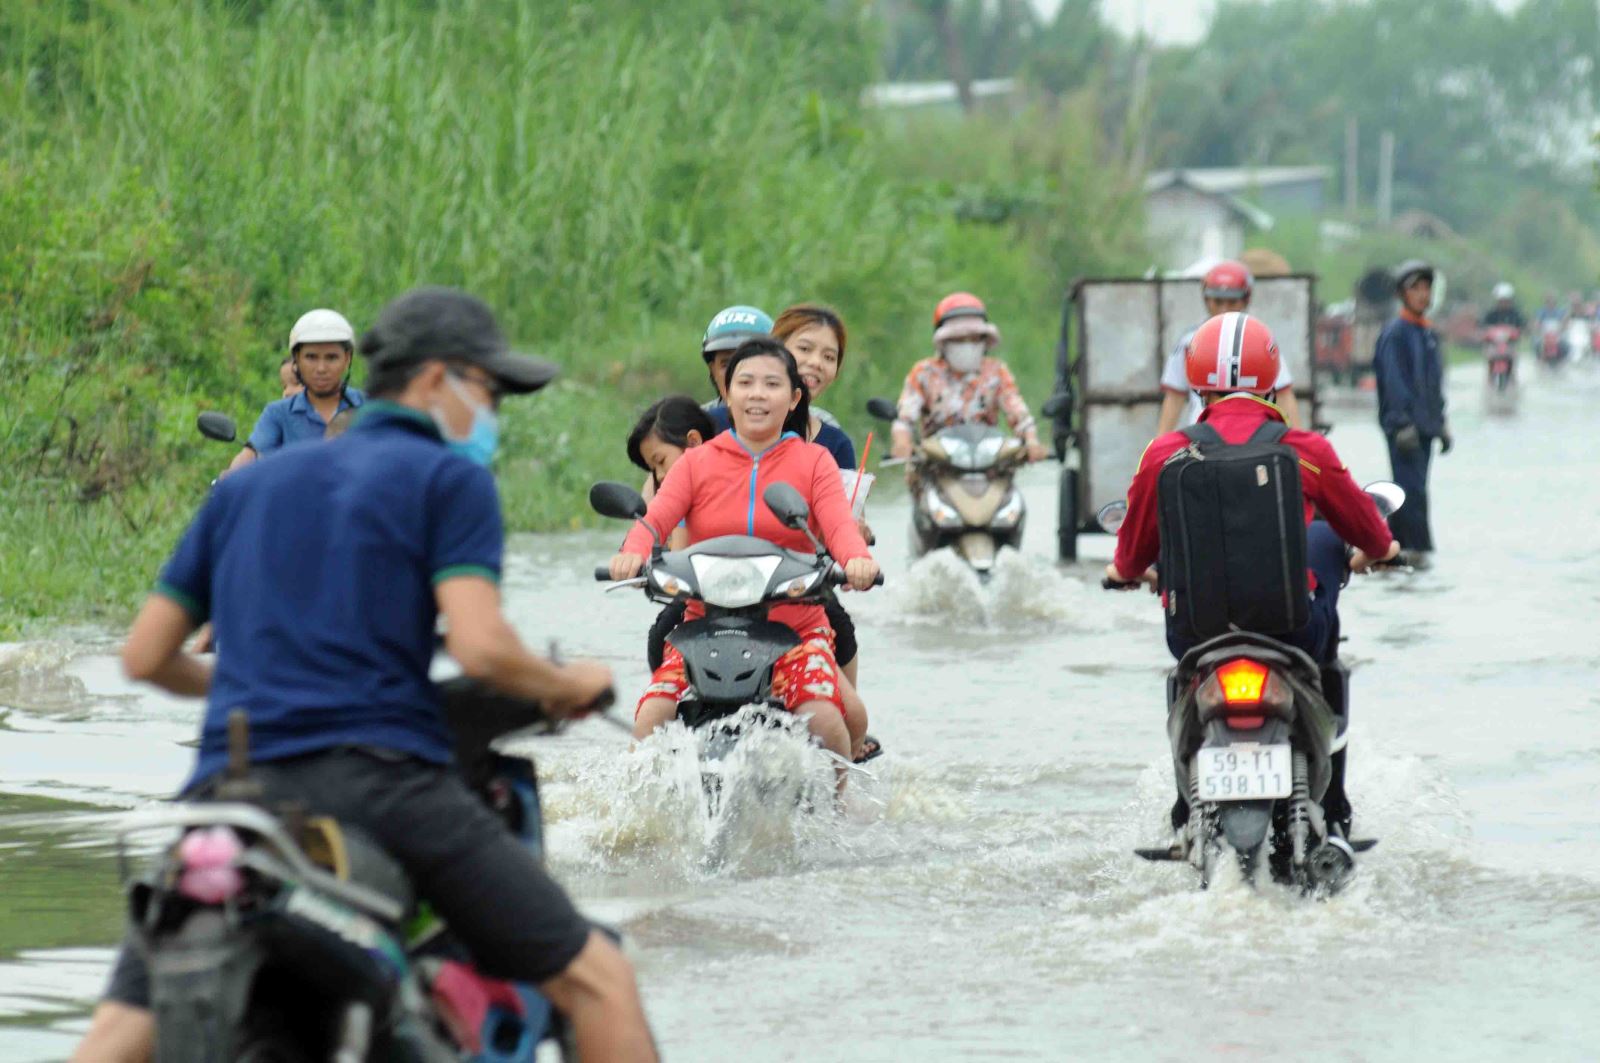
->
[1305, 835, 1357, 894]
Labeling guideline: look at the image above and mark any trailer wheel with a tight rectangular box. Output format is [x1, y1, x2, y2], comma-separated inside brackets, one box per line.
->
[1056, 467, 1079, 562]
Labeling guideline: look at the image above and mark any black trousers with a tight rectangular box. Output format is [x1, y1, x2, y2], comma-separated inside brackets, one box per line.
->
[1385, 433, 1435, 552]
[105, 748, 591, 1007]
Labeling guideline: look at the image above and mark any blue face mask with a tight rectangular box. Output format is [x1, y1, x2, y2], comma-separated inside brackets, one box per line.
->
[435, 373, 501, 467]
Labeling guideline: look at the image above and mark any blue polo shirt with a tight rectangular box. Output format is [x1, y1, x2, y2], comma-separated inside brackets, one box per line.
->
[246, 387, 367, 455]
[705, 402, 857, 469]
[158, 401, 502, 789]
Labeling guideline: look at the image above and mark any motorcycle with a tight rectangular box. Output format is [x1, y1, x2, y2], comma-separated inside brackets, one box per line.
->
[865, 397, 1027, 580]
[1537, 318, 1565, 367]
[116, 670, 606, 1061]
[1096, 483, 1405, 894]
[589, 480, 880, 782]
[1563, 316, 1592, 366]
[1481, 325, 1519, 393]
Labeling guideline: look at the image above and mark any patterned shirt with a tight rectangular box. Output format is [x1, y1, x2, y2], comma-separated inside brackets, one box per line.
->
[894, 357, 1036, 438]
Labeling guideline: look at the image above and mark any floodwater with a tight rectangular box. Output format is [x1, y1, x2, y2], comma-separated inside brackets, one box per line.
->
[3, 364, 1599, 1060]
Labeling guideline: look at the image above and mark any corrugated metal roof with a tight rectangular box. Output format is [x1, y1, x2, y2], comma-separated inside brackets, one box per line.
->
[1143, 166, 1331, 194]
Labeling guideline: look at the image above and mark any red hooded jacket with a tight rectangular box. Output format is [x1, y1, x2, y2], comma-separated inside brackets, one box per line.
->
[622, 431, 870, 632]
[1112, 395, 1393, 589]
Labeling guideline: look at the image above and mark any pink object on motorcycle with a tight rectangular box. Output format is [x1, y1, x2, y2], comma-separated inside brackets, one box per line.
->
[176, 826, 245, 903]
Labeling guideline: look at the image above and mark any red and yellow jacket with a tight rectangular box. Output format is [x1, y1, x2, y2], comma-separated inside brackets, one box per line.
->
[1112, 395, 1393, 588]
[622, 431, 870, 632]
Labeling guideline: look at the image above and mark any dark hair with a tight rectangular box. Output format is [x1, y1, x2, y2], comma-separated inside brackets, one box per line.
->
[364, 359, 425, 399]
[627, 394, 717, 476]
[771, 304, 847, 369]
[723, 336, 810, 438]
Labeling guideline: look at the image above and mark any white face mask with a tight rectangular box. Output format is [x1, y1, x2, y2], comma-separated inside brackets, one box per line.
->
[943, 340, 985, 374]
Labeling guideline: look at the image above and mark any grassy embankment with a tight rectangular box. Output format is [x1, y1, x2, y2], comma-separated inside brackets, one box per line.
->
[0, 0, 1145, 636]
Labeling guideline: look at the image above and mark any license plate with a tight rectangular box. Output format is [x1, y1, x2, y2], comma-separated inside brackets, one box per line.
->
[1194, 744, 1293, 802]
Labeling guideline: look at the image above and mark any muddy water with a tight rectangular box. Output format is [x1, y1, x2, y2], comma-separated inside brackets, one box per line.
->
[3, 365, 1599, 1060]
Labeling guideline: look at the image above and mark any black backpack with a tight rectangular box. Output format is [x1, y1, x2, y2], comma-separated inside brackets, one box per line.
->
[1156, 420, 1309, 643]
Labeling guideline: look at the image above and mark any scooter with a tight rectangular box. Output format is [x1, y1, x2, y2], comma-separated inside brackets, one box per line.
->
[116, 680, 612, 1062]
[1537, 318, 1565, 367]
[865, 397, 1026, 580]
[1481, 325, 1519, 393]
[1097, 483, 1405, 895]
[590, 481, 881, 785]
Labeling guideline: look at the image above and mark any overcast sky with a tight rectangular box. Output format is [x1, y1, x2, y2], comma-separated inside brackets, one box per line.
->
[1030, 0, 1529, 46]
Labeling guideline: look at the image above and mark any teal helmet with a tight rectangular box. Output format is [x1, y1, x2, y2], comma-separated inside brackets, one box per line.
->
[701, 305, 773, 360]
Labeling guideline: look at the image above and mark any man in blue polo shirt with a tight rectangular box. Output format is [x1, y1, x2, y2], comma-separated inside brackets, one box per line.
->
[225, 307, 367, 474]
[75, 288, 658, 1062]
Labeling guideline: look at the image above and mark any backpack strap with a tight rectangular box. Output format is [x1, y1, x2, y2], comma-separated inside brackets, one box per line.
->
[1179, 423, 1224, 445]
[1247, 419, 1290, 444]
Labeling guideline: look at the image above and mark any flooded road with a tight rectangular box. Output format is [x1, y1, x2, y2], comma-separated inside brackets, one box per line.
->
[4, 364, 1599, 1060]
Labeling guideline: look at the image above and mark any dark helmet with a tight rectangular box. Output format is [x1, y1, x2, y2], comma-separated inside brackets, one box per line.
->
[1393, 259, 1435, 293]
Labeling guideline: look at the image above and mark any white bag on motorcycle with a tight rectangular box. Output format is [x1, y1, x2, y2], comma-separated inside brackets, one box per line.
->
[1156, 421, 1308, 642]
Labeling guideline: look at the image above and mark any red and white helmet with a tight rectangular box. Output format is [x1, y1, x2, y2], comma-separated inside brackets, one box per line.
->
[1185, 313, 1280, 394]
[1201, 261, 1254, 302]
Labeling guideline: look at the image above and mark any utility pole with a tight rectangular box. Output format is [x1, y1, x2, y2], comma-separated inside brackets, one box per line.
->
[1377, 129, 1395, 225]
[1344, 116, 1359, 218]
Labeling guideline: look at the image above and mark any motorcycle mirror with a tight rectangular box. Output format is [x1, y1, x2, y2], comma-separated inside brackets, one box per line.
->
[589, 481, 648, 521]
[1095, 500, 1128, 535]
[1362, 480, 1406, 519]
[1040, 394, 1070, 419]
[762, 482, 811, 528]
[197, 411, 238, 443]
[865, 397, 898, 423]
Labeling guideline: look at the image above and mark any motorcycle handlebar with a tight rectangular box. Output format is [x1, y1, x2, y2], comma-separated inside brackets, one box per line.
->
[594, 565, 613, 582]
[1101, 576, 1139, 591]
[828, 563, 885, 588]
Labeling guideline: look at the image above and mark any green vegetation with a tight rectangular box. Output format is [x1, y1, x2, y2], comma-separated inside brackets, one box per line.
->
[0, 0, 1145, 635]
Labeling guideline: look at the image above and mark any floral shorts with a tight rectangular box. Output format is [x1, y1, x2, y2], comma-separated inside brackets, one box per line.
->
[636, 626, 845, 719]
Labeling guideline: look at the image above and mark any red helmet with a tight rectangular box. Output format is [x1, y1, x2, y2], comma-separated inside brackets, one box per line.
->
[1185, 313, 1280, 394]
[1201, 261, 1254, 301]
[933, 292, 988, 331]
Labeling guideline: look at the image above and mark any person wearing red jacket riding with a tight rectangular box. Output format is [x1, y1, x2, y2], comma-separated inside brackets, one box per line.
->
[1108, 312, 1399, 665]
[608, 337, 880, 771]
[1109, 312, 1399, 834]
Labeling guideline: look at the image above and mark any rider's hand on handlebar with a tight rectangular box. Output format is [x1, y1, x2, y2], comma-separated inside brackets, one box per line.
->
[608, 552, 645, 581]
[843, 557, 881, 591]
[1350, 540, 1401, 574]
[1103, 562, 1158, 591]
[545, 659, 615, 719]
[1025, 439, 1048, 464]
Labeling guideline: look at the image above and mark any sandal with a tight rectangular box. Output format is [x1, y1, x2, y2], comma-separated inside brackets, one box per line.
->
[853, 735, 884, 764]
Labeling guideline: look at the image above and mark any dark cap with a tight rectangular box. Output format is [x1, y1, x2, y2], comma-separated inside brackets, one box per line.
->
[358, 287, 559, 395]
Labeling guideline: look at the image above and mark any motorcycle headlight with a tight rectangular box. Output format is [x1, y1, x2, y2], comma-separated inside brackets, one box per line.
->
[688, 555, 781, 608]
[650, 567, 688, 598]
[972, 436, 1005, 467]
[923, 487, 963, 528]
[991, 490, 1025, 528]
[780, 571, 824, 598]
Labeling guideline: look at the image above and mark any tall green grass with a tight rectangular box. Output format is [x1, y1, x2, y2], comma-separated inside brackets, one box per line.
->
[0, 0, 1144, 634]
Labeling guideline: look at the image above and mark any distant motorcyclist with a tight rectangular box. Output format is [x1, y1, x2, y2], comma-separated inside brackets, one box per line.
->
[75, 288, 657, 1063]
[889, 292, 1047, 463]
[1106, 313, 1398, 831]
[226, 308, 366, 474]
[1534, 293, 1564, 329]
[1372, 259, 1451, 560]
[1155, 261, 1302, 434]
[1480, 282, 1525, 329]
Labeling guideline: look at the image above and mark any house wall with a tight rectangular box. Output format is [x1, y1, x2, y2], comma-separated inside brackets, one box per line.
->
[1144, 186, 1245, 269]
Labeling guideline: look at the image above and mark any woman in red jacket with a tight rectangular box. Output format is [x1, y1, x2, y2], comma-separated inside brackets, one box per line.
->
[607, 338, 880, 767]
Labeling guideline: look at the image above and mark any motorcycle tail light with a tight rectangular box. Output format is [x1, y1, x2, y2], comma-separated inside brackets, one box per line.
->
[1216, 659, 1268, 704]
[176, 826, 245, 904]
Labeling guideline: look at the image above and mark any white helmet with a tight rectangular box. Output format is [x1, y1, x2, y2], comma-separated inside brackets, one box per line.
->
[1492, 282, 1515, 301]
[289, 308, 356, 350]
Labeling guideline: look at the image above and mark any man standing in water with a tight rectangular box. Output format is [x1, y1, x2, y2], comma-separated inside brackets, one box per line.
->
[1372, 260, 1452, 562]
[75, 288, 658, 1062]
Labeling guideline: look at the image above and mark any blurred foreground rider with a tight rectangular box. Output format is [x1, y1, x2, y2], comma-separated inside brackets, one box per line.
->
[226, 308, 366, 474]
[74, 288, 657, 1062]
[1372, 260, 1451, 561]
[1107, 313, 1398, 831]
